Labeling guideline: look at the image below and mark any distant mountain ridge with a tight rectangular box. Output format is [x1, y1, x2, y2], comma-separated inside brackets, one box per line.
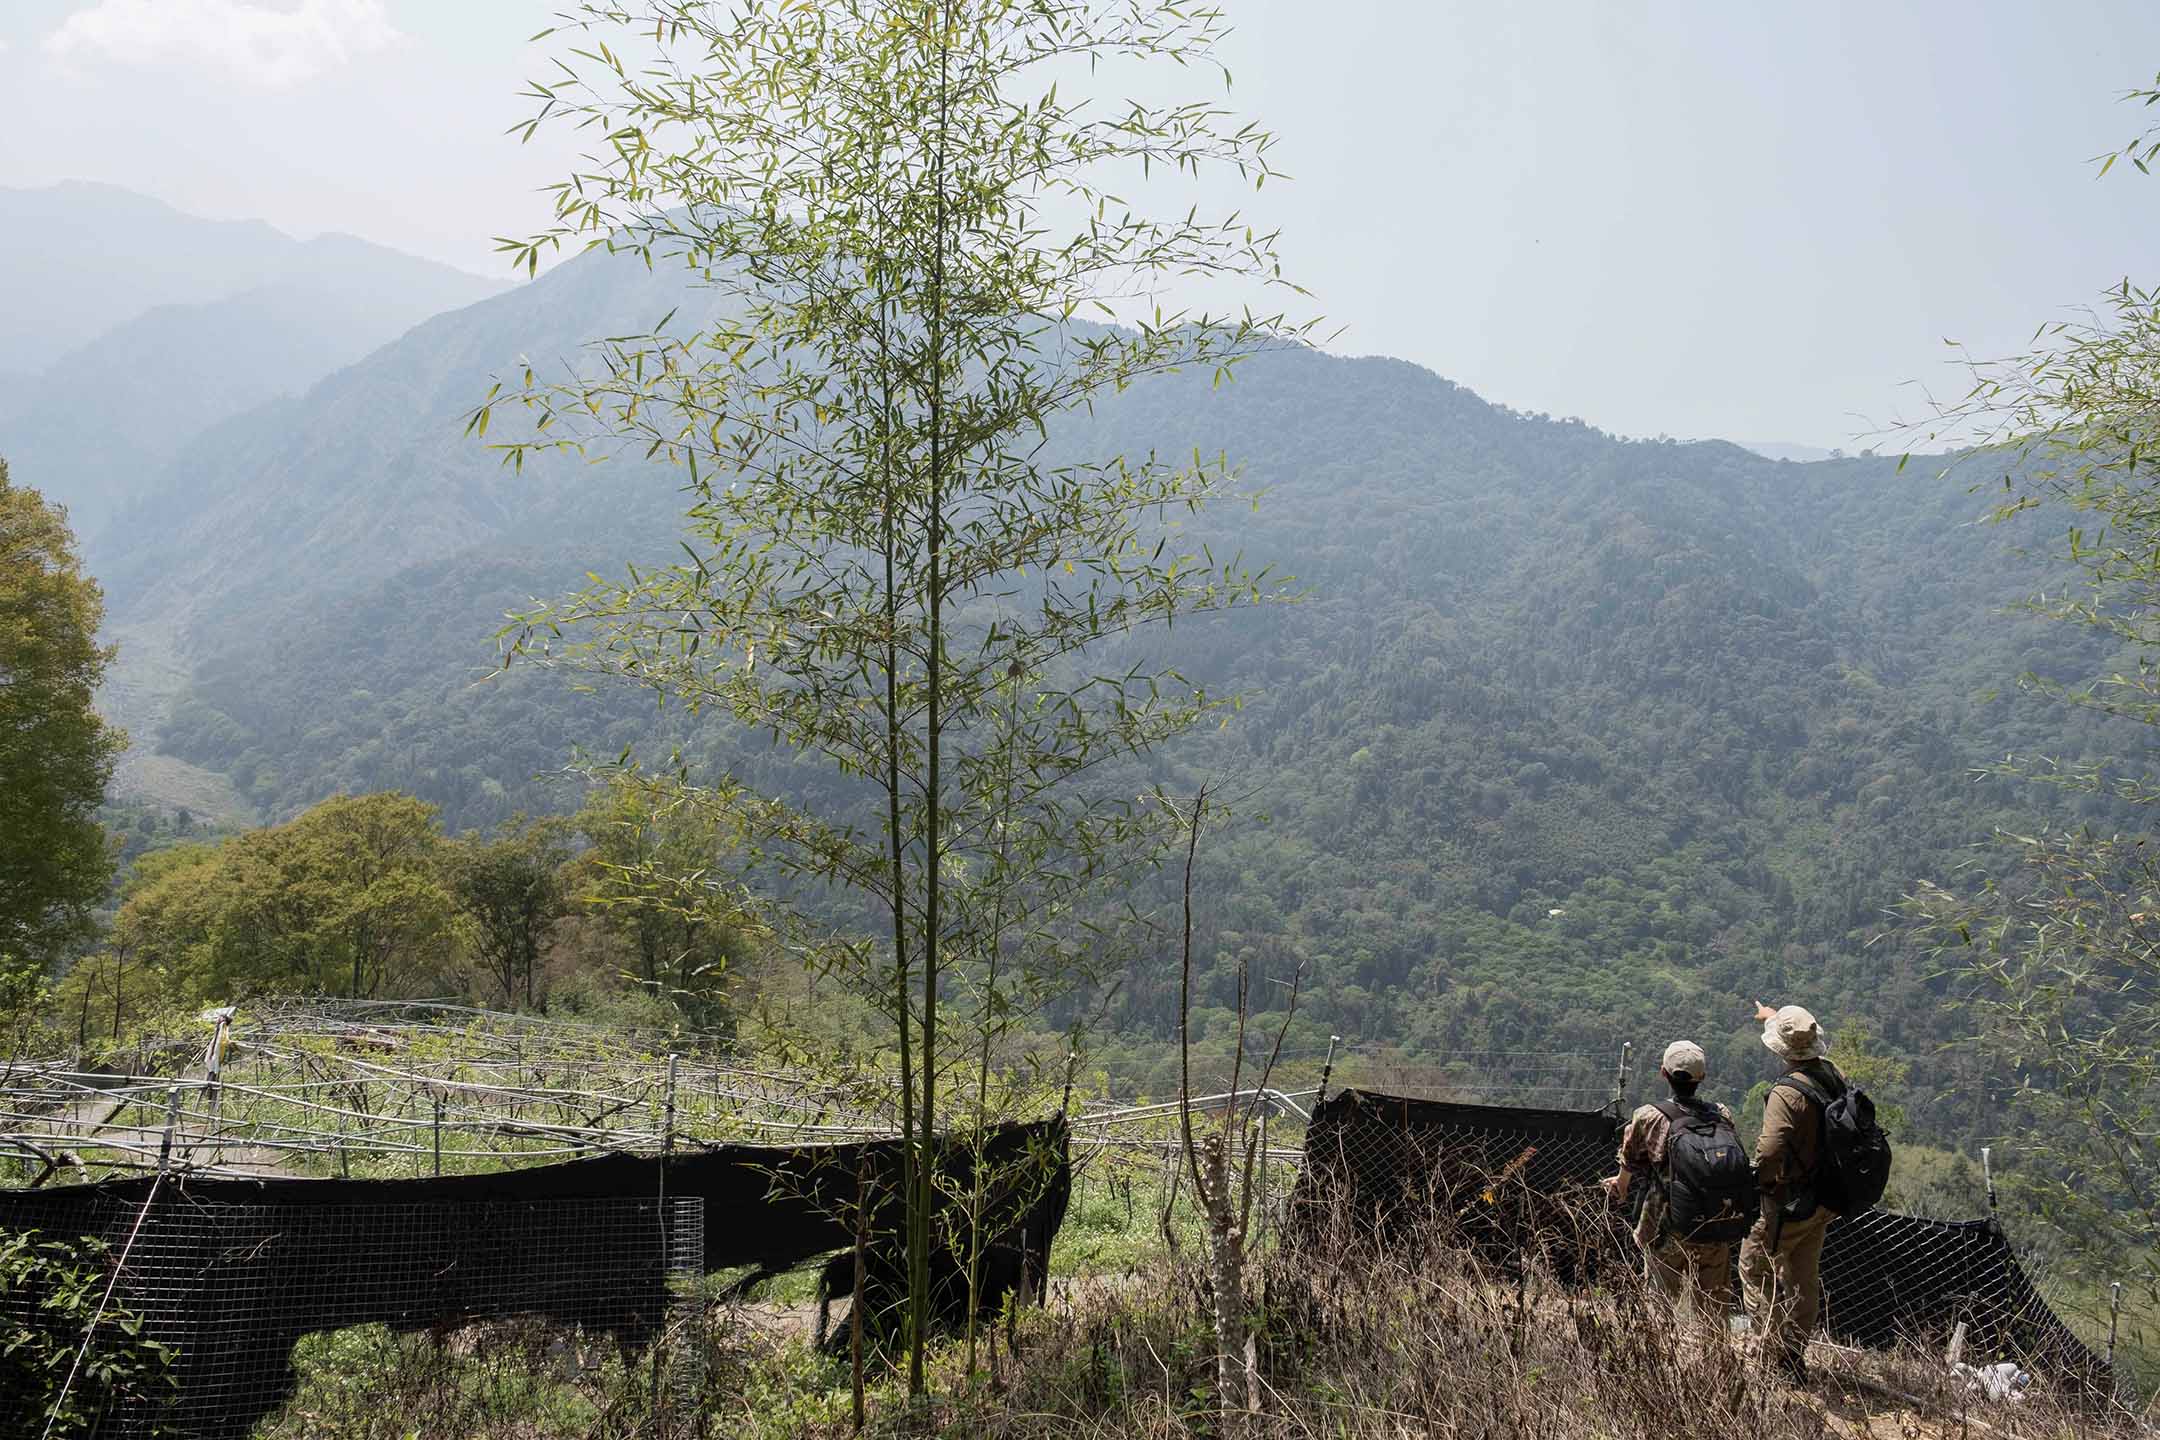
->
[0, 181, 300, 371]
[0, 182, 507, 537]
[1735, 439, 1841, 463]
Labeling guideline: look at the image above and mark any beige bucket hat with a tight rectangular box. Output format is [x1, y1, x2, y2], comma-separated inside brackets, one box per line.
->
[1761, 1004, 1827, 1063]
[1660, 1040, 1707, 1080]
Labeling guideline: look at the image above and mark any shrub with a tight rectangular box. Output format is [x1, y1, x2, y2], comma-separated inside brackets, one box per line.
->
[0, 1230, 176, 1435]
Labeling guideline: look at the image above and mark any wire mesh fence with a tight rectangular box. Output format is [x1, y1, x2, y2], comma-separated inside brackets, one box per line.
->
[1816, 1208, 2110, 1392]
[1280, 1082, 2123, 1406]
[2, 1183, 707, 1440]
[2, 1106, 1073, 1437]
[1287, 1086, 1629, 1285]
[3, 1011, 2148, 1426]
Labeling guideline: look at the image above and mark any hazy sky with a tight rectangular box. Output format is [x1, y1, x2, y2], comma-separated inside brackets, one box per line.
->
[3, 0, 2157, 449]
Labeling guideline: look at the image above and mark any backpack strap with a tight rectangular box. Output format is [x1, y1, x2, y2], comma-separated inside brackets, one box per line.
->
[1771, 1071, 1836, 1189]
[1776, 1064, 1847, 1103]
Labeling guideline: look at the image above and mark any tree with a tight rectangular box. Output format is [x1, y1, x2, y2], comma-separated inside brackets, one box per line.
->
[109, 794, 458, 1003]
[224, 793, 456, 999]
[0, 457, 124, 1021]
[569, 779, 752, 1031]
[449, 813, 572, 1008]
[1904, 66, 2160, 1326]
[106, 842, 227, 996]
[484, 0, 1312, 1390]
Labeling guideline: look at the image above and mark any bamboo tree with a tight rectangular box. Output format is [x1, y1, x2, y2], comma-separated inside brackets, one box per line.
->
[1901, 66, 2160, 1347]
[479, 0, 1313, 1392]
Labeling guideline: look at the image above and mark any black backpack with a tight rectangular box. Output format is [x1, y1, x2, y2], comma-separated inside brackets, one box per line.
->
[1656, 1099, 1757, 1243]
[1775, 1070, 1892, 1215]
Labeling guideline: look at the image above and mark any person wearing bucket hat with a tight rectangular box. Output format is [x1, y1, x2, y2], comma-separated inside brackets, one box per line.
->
[1602, 1040, 1753, 1323]
[1739, 1002, 1846, 1383]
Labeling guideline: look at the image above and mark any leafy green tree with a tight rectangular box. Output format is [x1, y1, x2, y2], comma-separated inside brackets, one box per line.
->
[219, 793, 456, 999]
[0, 457, 124, 1021]
[107, 794, 457, 1003]
[484, 0, 1311, 1386]
[568, 779, 752, 1031]
[449, 813, 572, 1008]
[104, 843, 227, 1001]
[1905, 66, 2160, 1327]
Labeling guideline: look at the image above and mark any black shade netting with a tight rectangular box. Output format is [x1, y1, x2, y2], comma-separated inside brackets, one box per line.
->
[0, 1119, 1069, 1438]
[1288, 1087, 1628, 1282]
[1820, 1209, 2112, 1396]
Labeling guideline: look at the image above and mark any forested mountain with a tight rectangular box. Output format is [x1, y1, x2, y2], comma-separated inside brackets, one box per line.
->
[0, 184, 504, 537]
[70, 240, 2132, 1143]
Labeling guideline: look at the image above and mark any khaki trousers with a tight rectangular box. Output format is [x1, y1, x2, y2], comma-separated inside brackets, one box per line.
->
[1739, 1206, 1834, 1362]
[1646, 1234, 1733, 1323]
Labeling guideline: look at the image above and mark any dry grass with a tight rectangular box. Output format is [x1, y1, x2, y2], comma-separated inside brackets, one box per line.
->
[250, 1203, 2151, 1439]
[807, 1207, 2148, 1440]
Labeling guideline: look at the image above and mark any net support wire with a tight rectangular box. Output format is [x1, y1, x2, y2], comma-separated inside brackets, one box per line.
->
[39, 1086, 178, 1440]
[1074, 1086, 1314, 1129]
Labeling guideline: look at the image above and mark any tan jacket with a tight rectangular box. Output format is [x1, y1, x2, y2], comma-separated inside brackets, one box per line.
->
[1755, 1057, 1845, 1198]
[1616, 1097, 1733, 1247]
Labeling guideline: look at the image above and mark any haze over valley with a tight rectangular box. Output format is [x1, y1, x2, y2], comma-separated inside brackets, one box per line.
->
[5, 3, 2160, 1426]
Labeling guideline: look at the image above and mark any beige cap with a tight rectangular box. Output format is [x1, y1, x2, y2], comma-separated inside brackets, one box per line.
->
[1761, 1005, 1827, 1063]
[1660, 1040, 1707, 1080]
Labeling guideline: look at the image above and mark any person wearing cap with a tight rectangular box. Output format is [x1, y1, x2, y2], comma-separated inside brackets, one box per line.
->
[1740, 1002, 1847, 1383]
[1601, 1039, 1735, 1320]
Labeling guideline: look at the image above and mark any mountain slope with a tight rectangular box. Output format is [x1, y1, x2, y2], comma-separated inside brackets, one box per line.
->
[89, 246, 695, 631]
[0, 182, 304, 374]
[79, 243, 2133, 1143]
[1, 233, 506, 537]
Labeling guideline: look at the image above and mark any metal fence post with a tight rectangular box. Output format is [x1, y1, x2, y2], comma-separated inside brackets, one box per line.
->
[1981, 1146, 1997, 1213]
[663, 1053, 679, 1157]
[158, 1085, 179, 1170]
[1314, 1035, 1342, 1113]
[653, 1053, 679, 1433]
[1610, 1041, 1632, 1117]
[432, 1095, 444, 1177]
[2107, 1281, 2123, 1370]
[205, 1010, 230, 1164]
